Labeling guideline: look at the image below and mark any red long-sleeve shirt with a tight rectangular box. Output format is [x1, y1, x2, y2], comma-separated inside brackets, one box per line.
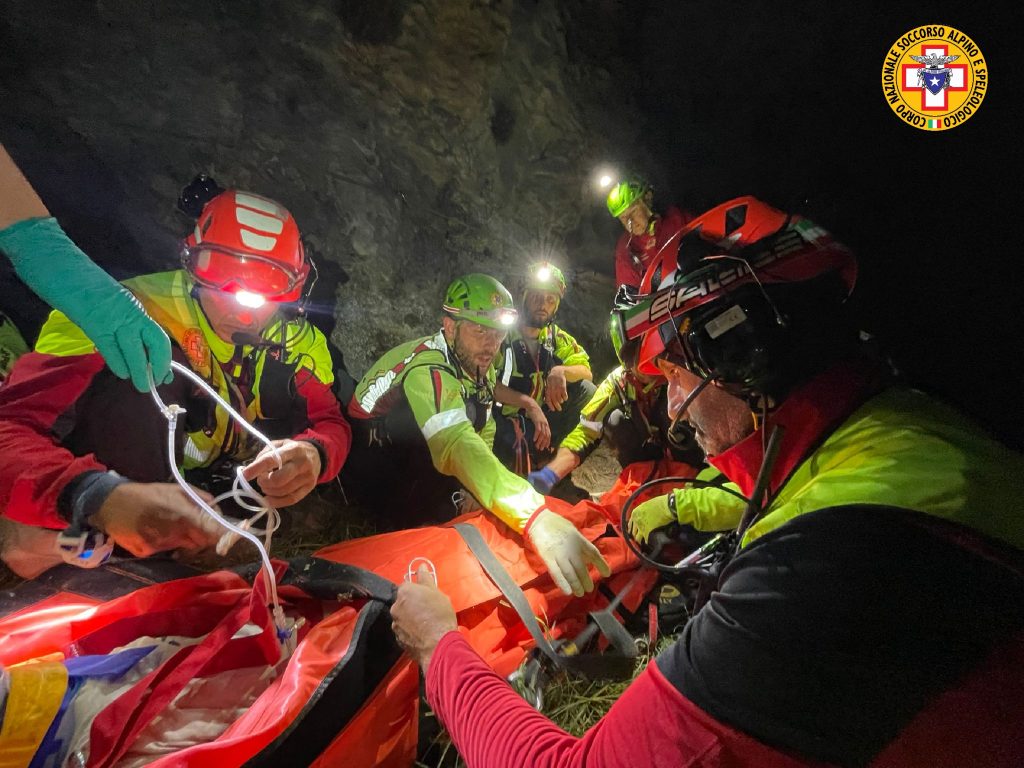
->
[427, 631, 813, 768]
[613, 206, 691, 290]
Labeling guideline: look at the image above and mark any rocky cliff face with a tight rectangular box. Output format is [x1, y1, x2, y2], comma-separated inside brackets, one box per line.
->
[4, 1, 1016, 444]
[1, 0, 646, 377]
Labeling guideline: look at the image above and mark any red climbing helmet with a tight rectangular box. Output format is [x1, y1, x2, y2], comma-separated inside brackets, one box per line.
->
[182, 190, 309, 303]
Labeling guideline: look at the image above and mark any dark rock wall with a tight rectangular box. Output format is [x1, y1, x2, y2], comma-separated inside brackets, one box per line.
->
[1, 0, 634, 375]
[1, 1, 1018, 442]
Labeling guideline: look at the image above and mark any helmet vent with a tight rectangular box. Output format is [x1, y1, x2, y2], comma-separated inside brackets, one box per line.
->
[724, 204, 748, 236]
[235, 207, 284, 235]
[234, 192, 285, 218]
[239, 229, 278, 252]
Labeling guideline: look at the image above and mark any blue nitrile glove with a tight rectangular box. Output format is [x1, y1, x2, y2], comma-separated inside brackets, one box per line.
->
[0, 217, 172, 392]
[527, 466, 560, 495]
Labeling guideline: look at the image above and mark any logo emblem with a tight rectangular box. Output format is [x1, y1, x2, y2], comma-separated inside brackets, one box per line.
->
[881, 25, 987, 131]
[490, 292, 503, 307]
[181, 327, 210, 375]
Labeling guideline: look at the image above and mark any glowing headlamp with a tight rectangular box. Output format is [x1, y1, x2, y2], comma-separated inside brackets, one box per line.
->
[593, 165, 619, 192]
[498, 310, 517, 326]
[535, 265, 552, 282]
[235, 290, 267, 308]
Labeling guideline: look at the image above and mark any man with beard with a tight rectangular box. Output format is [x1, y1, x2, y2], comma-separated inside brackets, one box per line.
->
[345, 273, 608, 597]
[390, 197, 1024, 767]
[492, 262, 596, 479]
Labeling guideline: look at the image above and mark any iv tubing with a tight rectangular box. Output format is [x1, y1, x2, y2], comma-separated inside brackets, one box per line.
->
[148, 361, 286, 625]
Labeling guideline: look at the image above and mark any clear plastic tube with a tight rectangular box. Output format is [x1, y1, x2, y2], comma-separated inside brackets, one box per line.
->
[148, 361, 286, 630]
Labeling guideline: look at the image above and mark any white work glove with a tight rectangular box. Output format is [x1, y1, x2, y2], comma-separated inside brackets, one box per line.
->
[526, 508, 610, 597]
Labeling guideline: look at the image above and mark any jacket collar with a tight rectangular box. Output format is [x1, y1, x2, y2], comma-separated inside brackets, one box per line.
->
[708, 358, 887, 499]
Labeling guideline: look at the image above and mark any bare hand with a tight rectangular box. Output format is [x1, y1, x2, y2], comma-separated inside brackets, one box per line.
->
[526, 402, 552, 451]
[455, 489, 482, 514]
[544, 366, 569, 412]
[391, 565, 458, 672]
[92, 482, 223, 557]
[241, 439, 322, 507]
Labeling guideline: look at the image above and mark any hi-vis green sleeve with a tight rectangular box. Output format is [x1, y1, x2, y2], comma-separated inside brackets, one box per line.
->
[671, 468, 747, 532]
[403, 365, 543, 532]
[559, 367, 626, 455]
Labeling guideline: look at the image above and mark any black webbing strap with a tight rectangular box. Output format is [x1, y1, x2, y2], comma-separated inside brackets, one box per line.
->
[454, 523, 635, 680]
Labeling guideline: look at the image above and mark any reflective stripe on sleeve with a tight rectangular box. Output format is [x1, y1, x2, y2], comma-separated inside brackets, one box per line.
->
[422, 408, 471, 440]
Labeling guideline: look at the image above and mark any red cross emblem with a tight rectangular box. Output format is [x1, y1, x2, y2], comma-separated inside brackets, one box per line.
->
[901, 44, 968, 111]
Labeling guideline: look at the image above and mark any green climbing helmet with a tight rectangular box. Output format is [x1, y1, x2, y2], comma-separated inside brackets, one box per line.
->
[606, 180, 650, 218]
[525, 261, 567, 298]
[443, 273, 518, 330]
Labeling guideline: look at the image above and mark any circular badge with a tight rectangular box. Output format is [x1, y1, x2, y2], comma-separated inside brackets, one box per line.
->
[881, 25, 987, 131]
[180, 327, 210, 373]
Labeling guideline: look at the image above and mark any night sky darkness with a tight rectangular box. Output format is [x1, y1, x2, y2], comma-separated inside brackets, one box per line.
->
[1, 1, 1021, 445]
[601, 2, 1021, 447]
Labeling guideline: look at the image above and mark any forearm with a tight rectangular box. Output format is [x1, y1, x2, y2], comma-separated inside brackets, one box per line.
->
[545, 447, 581, 480]
[293, 376, 351, 482]
[409, 368, 543, 531]
[0, 144, 49, 230]
[674, 483, 747, 532]
[0, 352, 109, 527]
[495, 382, 540, 413]
[427, 631, 585, 768]
[0, 218, 122, 315]
[427, 632, 699, 768]
[427, 422, 544, 532]
[554, 364, 592, 383]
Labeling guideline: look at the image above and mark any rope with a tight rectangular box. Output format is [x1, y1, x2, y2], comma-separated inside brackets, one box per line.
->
[147, 361, 288, 635]
[511, 413, 532, 476]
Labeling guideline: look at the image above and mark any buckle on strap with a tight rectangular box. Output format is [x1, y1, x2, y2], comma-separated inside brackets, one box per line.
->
[453, 522, 638, 683]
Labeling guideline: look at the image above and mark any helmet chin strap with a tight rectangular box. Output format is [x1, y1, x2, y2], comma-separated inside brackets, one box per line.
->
[445, 322, 480, 383]
[666, 372, 717, 436]
[231, 331, 267, 347]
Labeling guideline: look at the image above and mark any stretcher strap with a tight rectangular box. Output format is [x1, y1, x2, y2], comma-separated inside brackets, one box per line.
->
[454, 523, 559, 662]
[453, 523, 634, 680]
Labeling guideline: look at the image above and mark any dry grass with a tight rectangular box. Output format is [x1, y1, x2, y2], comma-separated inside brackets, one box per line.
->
[541, 635, 674, 735]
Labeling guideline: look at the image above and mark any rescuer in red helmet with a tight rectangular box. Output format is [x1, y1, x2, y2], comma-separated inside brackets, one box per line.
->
[391, 196, 1024, 768]
[0, 178, 350, 578]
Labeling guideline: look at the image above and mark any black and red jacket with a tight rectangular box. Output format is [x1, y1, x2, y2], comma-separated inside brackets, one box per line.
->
[0, 271, 350, 529]
[426, 364, 1024, 767]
